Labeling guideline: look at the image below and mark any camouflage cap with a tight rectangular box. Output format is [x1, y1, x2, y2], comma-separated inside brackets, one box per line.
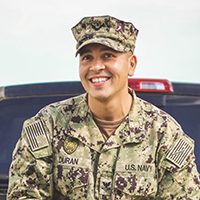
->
[71, 15, 139, 55]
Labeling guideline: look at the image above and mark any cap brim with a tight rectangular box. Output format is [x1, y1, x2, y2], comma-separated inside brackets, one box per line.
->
[75, 38, 125, 56]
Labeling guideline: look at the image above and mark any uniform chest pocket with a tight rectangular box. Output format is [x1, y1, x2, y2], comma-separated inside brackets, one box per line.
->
[113, 171, 157, 199]
[54, 164, 89, 199]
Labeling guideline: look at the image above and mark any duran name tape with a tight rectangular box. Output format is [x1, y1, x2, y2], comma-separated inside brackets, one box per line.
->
[166, 137, 193, 168]
[25, 120, 49, 151]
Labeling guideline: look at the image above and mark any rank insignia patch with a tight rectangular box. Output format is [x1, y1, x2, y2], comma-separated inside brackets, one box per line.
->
[25, 120, 49, 151]
[166, 137, 193, 168]
[64, 137, 79, 154]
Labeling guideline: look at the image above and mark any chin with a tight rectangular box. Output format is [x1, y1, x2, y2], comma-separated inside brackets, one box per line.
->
[89, 92, 110, 102]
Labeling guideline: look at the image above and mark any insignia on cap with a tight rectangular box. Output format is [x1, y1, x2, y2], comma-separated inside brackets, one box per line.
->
[64, 137, 79, 154]
[25, 120, 49, 151]
[91, 19, 104, 30]
[166, 137, 193, 168]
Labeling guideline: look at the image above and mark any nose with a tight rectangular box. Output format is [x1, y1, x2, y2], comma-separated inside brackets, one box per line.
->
[89, 59, 105, 72]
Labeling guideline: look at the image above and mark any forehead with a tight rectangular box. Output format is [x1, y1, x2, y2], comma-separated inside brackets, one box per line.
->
[79, 43, 119, 55]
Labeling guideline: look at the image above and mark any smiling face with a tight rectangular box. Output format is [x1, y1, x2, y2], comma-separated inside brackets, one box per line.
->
[79, 43, 137, 103]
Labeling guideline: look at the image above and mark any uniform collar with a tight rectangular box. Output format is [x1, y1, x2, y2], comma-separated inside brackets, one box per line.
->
[67, 91, 147, 152]
[102, 90, 146, 151]
[67, 94, 106, 152]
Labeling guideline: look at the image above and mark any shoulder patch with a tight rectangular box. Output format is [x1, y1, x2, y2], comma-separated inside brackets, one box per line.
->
[25, 120, 49, 151]
[166, 137, 193, 168]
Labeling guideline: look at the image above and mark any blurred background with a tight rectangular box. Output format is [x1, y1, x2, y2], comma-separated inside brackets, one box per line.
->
[0, 0, 200, 86]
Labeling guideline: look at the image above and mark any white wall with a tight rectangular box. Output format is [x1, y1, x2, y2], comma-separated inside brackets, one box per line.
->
[0, 0, 200, 86]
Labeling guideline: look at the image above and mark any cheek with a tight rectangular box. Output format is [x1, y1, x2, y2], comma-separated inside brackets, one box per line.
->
[79, 65, 86, 79]
[79, 67, 89, 89]
[110, 62, 130, 76]
[108, 62, 122, 72]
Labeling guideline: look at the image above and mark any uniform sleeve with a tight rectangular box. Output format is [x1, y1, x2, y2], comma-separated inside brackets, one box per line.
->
[157, 133, 200, 199]
[7, 117, 53, 200]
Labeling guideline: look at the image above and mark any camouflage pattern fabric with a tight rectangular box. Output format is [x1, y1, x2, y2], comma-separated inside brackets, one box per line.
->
[72, 15, 139, 55]
[7, 91, 200, 199]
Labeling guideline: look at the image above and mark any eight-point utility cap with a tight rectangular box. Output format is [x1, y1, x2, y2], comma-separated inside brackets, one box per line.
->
[71, 15, 139, 56]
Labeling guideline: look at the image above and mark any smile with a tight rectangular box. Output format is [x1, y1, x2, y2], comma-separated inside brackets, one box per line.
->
[90, 77, 109, 83]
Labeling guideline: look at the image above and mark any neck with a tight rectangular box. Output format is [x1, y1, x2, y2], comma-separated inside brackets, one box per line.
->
[88, 92, 133, 121]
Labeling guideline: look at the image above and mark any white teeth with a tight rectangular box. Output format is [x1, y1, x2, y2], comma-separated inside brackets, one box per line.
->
[91, 77, 108, 83]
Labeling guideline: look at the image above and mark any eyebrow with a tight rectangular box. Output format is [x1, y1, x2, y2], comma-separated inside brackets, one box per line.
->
[79, 48, 91, 56]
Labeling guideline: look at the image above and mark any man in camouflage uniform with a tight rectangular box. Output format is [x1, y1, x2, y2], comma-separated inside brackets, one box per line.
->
[7, 15, 200, 199]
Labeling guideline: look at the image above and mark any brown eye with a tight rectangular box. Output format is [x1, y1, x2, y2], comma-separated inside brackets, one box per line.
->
[103, 53, 113, 59]
[81, 54, 92, 61]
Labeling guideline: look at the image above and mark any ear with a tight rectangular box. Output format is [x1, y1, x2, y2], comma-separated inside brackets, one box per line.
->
[128, 54, 137, 77]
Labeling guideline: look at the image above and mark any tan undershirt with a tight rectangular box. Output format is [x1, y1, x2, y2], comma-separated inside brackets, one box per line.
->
[93, 116, 126, 139]
[92, 89, 133, 140]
